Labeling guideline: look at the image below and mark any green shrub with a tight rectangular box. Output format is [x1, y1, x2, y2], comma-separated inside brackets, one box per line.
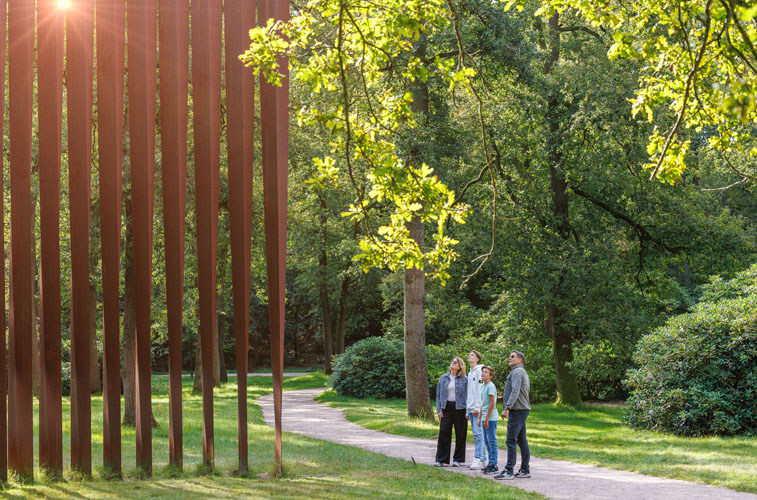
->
[572, 340, 629, 400]
[328, 337, 407, 398]
[625, 272, 757, 436]
[330, 335, 557, 403]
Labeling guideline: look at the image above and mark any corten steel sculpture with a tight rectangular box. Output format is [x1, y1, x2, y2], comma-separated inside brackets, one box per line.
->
[38, 0, 65, 475]
[0, 0, 6, 482]
[225, 0, 256, 472]
[68, 0, 95, 476]
[97, 0, 126, 475]
[259, 0, 289, 475]
[159, 0, 190, 471]
[8, 0, 36, 480]
[1, 0, 288, 480]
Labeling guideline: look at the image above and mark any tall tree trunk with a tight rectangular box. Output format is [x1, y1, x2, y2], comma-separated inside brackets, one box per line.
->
[121, 187, 156, 425]
[404, 215, 433, 419]
[403, 37, 433, 420]
[90, 178, 101, 394]
[89, 282, 101, 393]
[121, 220, 137, 426]
[31, 186, 40, 395]
[318, 195, 333, 374]
[216, 299, 227, 384]
[215, 218, 230, 385]
[193, 339, 203, 394]
[334, 270, 350, 355]
[544, 12, 581, 406]
[545, 304, 581, 405]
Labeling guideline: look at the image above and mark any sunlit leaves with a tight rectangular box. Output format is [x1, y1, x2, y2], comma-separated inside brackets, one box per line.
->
[243, 0, 474, 281]
[507, 0, 757, 183]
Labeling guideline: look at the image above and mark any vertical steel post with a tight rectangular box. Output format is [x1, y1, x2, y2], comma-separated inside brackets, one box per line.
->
[159, 0, 189, 470]
[192, 0, 222, 470]
[259, 0, 289, 476]
[0, 0, 7, 482]
[127, 0, 158, 475]
[67, 0, 95, 476]
[97, 0, 125, 475]
[8, 0, 36, 480]
[37, 0, 65, 476]
[225, 0, 255, 473]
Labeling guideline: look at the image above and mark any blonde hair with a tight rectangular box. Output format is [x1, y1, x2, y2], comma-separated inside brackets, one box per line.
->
[452, 356, 467, 377]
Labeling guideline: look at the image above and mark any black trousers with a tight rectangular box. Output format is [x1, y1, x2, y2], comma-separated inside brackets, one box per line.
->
[435, 401, 467, 464]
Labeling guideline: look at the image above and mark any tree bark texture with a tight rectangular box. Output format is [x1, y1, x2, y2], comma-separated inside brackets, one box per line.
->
[335, 271, 350, 355]
[318, 195, 333, 373]
[404, 215, 433, 419]
[544, 12, 582, 406]
[121, 219, 137, 426]
[402, 38, 433, 420]
[89, 281, 101, 393]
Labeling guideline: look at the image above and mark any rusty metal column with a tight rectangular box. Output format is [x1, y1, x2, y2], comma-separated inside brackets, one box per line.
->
[37, 0, 64, 475]
[159, 0, 189, 470]
[0, 0, 7, 482]
[127, 0, 158, 475]
[259, 0, 289, 476]
[192, 0, 221, 470]
[225, 0, 254, 473]
[97, 0, 125, 475]
[7, 0, 36, 480]
[67, 0, 95, 476]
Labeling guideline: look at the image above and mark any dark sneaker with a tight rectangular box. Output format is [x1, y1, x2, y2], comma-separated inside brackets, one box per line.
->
[482, 465, 499, 475]
[494, 471, 515, 480]
[514, 470, 531, 478]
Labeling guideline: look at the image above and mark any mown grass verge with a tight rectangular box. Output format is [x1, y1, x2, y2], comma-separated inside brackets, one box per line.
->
[317, 390, 757, 493]
[0, 374, 540, 499]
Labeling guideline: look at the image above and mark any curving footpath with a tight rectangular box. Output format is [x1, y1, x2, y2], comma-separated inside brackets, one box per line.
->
[258, 388, 757, 500]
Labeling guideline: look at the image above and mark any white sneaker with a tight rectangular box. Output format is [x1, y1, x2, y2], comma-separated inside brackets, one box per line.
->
[469, 459, 484, 470]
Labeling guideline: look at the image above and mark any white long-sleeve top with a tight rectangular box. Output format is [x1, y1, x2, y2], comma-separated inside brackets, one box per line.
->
[466, 364, 483, 412]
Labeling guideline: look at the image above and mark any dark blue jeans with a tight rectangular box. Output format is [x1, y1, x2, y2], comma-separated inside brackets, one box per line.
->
[505, 409, 530, 473]
[482, 419, 498, 467]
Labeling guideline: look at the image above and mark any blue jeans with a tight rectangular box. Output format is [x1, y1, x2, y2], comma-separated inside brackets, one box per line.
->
[468, 411, 486, 462]
[505, 409, 530, 473]
[482, 419, 498, 467]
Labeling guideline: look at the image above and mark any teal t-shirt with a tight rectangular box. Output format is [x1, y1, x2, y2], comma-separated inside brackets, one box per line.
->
[480, 381, 499, 422]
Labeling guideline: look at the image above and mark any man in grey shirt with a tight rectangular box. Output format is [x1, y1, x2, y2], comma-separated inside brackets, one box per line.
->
[495, 350, 531, 480]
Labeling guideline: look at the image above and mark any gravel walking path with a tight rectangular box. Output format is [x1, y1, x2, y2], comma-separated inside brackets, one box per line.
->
[258, 388, 757, 500]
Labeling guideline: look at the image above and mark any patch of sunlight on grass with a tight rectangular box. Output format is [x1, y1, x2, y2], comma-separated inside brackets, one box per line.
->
[6, 372, 542, 499]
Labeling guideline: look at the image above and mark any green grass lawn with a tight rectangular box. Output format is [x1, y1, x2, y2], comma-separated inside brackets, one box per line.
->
[0, 374, 541, 499]
[317, 391, 757, 494]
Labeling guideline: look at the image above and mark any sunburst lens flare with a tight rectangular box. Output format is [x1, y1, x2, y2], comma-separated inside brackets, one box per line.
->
[57, 0, 70, 9]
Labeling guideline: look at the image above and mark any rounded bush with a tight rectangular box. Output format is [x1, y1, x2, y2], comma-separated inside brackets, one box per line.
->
[329, 335, 557, 402]
[328, 337, 407, 398]
[625, 282, 757, 436]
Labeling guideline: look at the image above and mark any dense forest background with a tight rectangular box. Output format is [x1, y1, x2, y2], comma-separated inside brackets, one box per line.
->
[5, 0, 757, 413]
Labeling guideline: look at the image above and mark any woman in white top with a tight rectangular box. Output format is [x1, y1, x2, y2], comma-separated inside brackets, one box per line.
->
[434, 356, 468, 467]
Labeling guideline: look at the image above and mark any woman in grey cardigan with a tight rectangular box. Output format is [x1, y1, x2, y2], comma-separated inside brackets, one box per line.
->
[434, 356, 469, 467]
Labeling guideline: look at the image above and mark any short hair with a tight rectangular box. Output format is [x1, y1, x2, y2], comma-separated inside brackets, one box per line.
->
[511, 350, 525, 363]
[453, 356, 467, 377]
[482, 365, 495, 378]
[469, 350, 482, 363]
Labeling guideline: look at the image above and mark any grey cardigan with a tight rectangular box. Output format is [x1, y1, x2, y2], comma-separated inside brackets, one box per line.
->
[502, 364, 531, 410]
[436, 372, 468, 413]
